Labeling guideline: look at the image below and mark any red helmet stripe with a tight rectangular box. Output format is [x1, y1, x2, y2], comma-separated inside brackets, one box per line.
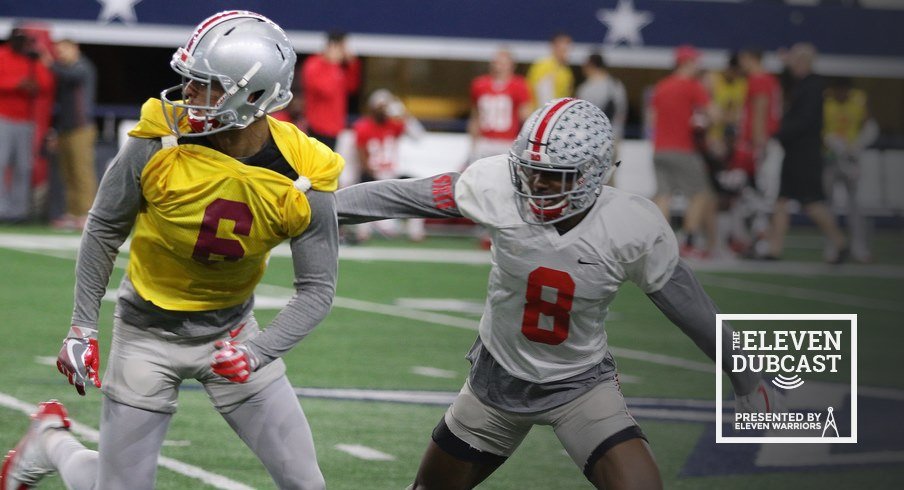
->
[185, 10, 259, 53]
[529, 98, 576, 157]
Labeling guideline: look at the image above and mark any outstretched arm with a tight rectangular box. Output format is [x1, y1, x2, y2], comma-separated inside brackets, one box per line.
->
[336, 173, 464, 225]
[646, 261, 765, 400]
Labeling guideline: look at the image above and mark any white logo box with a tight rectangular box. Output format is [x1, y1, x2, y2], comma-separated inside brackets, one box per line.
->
[716, 314, 857, 444]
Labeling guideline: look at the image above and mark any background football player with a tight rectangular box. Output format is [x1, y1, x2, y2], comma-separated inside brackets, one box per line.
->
[336, 98, 782, 489]
[2, 11, 342, 490]
[467, 48, 531, 163]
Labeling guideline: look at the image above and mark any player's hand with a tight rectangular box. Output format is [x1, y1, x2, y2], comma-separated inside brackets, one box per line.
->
[57, 326, 101, 396]
[735, 379, 786, 415]
[211, 340, 260, 383]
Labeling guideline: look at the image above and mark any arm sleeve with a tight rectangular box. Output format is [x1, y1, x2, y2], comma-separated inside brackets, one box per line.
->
[245, 191, 338, 366]
[646, 261, 760, 396]
[336, 173, 464, 225]
[70, 138, 152, 328]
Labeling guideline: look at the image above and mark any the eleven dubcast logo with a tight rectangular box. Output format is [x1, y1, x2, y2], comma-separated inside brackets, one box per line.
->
[731, 329, 844, 436]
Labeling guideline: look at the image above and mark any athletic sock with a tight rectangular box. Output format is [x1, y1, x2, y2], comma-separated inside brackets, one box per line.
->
[45, 429, 98, 490]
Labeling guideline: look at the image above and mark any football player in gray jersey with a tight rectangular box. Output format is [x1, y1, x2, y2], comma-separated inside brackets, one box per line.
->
[336, 98, 783, 489]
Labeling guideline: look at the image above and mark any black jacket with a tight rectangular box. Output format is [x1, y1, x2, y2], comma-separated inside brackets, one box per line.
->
[776, 73, 824, 170]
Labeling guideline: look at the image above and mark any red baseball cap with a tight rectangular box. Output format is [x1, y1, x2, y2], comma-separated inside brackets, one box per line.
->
[675, 45, 701, 65]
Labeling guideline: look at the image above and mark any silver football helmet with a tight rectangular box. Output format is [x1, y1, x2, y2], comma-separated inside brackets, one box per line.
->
[161, 11, 296, 136]
[509, 98, 616, 225]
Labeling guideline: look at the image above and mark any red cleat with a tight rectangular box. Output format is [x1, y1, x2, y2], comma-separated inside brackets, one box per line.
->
[1, 400, 71, 490]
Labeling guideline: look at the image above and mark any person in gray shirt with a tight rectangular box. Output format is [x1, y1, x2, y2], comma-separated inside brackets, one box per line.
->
[50, 39, 98, 230]
[577, 52, 628, 143]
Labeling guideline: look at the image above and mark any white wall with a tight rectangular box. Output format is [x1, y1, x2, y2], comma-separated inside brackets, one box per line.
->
[118, 121, 900, 214]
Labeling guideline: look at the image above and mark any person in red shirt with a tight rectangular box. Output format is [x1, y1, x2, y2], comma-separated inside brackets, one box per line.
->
[299, 31, 361, 149]
[727, 48, 784, 253]
[649, 45, 715, 258]
[468, 48, 531, 163]
[736, 48, 782, 183]
[353, 89, 426, 241]
[355, 90, 407, 182]
[0, 27, 54, 223]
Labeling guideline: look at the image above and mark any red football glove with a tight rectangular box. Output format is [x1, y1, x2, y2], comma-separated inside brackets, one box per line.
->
[735, 379, 787, 415]
[211, 340, 260, 383]
[57, 326, 101, 396]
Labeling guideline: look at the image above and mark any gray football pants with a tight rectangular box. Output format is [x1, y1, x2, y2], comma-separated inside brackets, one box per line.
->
[55, 377, 324, 490]
[0, 116, 34, 220]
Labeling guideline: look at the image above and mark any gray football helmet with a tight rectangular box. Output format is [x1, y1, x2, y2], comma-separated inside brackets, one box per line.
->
[509, 98, 616, 225]
[161, 11, 296, 136]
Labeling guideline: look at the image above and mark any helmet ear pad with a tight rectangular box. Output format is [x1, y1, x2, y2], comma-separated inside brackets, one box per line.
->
[161, 11, 297, 136]
[509, 98, 616, 225]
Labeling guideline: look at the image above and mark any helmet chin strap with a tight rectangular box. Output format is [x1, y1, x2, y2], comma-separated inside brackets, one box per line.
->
[529, 197, 569, 220]
[188, 113, 221, 133]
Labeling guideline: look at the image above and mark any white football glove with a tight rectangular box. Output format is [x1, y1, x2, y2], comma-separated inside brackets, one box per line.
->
[735, 379, 787, 415]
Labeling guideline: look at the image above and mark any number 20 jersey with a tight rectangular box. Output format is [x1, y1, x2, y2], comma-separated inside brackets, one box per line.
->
[454, 156, 679, 383]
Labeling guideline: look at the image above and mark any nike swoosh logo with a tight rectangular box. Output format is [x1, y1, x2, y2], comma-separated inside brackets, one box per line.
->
[67, 341, 87, 377]
[229, 323, 247, 339]
[577, 258, 600, 265]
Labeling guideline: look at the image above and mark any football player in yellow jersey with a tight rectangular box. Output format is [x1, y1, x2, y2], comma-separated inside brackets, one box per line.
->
[824, 77, 878, 263]
[2, 11, 342, 490]
[526, 33, 574, 108]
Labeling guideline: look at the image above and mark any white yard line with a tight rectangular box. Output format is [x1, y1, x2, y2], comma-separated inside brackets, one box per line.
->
[335, 296, 480, 330]
[395, 298, 486, 315]
[609, 347, 712, 373]
[4, 233, 894, 378]
[410, 366, 459, 379]
[0, 392, 253, 490]
[295, 387, 458, 406]
[333, 444, 396, 461]
[294, 387, 731, 422]
[256, 284, 481, 330]
[687, 256, 904, 279]
[3, 232, 903, 278]
[698, 274, 904, 313]
[239, 284, 717, 375]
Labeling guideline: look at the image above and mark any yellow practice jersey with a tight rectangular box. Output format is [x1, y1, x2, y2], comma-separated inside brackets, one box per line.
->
[709, 72, 747, 141]
[526, 57, 574, 108]
[824, 89, 867, 144]
[125, 99, 344, 311]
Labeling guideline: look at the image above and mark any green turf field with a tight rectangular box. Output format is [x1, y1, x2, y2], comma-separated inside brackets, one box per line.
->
[1, 226, 902, 489]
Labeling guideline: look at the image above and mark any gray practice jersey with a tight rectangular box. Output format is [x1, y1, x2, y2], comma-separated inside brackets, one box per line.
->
[72, 136, 338, 366]
[576, 76, 628, 141]
[337, 162, 759, 413]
